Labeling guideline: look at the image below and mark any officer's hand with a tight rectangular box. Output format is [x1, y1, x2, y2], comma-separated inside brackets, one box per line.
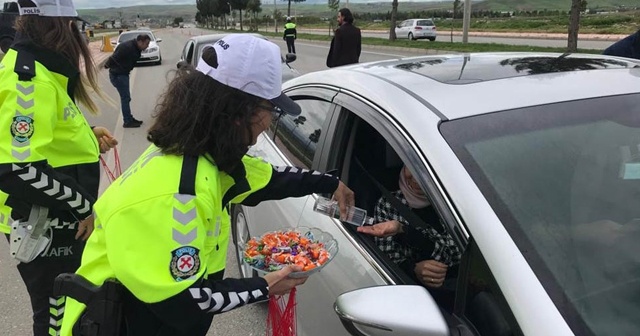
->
[332, 181, 355, 220]
[92, 126, 118, 153]
[263, 265, 308, 296]
[76, 215, 94, 241]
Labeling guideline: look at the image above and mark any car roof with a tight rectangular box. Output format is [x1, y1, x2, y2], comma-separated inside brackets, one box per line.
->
[284, 52, 640, 120]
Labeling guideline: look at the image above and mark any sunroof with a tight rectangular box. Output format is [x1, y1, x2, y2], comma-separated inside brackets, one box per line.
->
[395, 54, 639, 84]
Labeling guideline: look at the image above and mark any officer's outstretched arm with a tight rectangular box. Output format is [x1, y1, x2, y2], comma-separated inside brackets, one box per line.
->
[0, 88, 95, 221]
[240, 165, 339, 206]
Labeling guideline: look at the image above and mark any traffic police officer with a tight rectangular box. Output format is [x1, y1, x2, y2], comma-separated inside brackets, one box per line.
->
[283, 16, 297, 54]
[0, 1, 116, 335]
[60, 34, 354, 335]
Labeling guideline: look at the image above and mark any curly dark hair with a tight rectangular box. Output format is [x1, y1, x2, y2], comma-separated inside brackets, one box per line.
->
[148, 48, 263, 173]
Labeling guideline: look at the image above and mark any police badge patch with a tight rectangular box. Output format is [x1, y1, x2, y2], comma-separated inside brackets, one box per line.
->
[11, 116, 34, 143]
[170, 246, 201, 281]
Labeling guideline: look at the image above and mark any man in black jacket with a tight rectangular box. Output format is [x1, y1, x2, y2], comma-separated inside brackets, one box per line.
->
[105, 34, 150, 128]
[326, 8, 361, 68]
[603, 29, 640, 60]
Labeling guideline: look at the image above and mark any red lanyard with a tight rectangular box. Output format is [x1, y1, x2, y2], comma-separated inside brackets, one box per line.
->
[99, 146, 122, 183]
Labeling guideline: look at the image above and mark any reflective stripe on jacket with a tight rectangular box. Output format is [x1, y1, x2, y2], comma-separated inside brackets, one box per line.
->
[284, 22, 297, 38]
[0, 44, 100, 226]
[61, 146, 273, 335]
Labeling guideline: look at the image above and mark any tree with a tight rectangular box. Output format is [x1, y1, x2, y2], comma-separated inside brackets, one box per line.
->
[229, 0, 250, 31]
[451, 0, 461, 42]
[568, 0, 587, 52]
[173, 17, 184, 26]
[283, 0, 306, 18]
[328, 0, 339, 33]
[388, 0, 398, 41]
[293, 116, 306, 129]
[246, 0, 262, 31]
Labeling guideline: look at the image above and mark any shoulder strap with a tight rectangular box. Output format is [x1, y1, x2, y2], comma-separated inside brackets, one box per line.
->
[13, 50, 36, 81]
[353, 157, 441, 234]
[178, 155, 199, 196]
[222, 162, 251, 209]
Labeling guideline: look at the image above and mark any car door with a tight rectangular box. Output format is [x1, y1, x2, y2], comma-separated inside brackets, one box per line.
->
[240, 87, 392, 336]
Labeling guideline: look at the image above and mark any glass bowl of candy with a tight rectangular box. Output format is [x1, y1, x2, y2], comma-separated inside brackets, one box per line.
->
[243, 227, 338, 278]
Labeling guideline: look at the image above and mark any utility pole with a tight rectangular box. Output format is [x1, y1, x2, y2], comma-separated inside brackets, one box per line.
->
[462, 0, 471, 43]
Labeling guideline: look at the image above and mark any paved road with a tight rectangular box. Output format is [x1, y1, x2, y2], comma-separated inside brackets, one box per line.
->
[259, 26, 616, 50]
[0, 28, 422, 336]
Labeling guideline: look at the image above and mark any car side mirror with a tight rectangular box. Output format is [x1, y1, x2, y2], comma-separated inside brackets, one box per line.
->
[334, 285, 449, 336]
[156, 38, 162, 43]
[176, 60, 189, 69]
[285, 53, 297, 64]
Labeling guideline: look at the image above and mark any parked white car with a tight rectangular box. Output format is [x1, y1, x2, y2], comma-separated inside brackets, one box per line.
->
[115, 30, 162, 65]
[233, 53, 640, 335]
[395, 18, 437, 41]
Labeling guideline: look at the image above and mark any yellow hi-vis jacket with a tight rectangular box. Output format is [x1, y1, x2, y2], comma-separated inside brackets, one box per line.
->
[61, 146, 275, 335]
[0, 44, 100, 237]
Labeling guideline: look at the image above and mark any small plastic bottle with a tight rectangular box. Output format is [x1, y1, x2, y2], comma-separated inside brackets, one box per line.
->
[313, 196, 374, 227]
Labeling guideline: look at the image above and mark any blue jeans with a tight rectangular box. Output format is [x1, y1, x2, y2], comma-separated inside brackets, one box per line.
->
[109, 73, 134, 123]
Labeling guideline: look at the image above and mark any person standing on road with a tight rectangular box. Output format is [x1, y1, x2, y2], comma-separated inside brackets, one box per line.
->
[283, 16, 297, 54]
[603, 28, 640, 60]
[105, 34, 150, 128]
[326, 8, 361, 68]
[60, 34, 355, 336]
[0, 0, 117, 335]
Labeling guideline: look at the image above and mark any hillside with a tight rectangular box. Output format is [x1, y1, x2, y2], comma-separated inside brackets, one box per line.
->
[77, 0, 639, 23]
[475, 0, 640, 11]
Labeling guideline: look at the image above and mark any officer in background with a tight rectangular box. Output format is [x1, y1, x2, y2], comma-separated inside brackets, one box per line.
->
[283, 16, 297, 54]
[0, 0, 116, 335]
[61, 34, 354, 336]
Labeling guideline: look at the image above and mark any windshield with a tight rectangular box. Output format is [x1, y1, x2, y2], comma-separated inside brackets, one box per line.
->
[118, 32, 154, 43]
[441, 93, 640, 336]
[417, 20, 434, 26]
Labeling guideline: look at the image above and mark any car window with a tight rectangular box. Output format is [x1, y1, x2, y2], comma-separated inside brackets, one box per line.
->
[404, 20, 413, 27]
[417, 20, 434, 26]
[458, 241, 522, 336]
[271, 99, 332, 169]
[442, 93, 640, 335]
[186, 41, 195, 64]
[323, 100, 468, 314]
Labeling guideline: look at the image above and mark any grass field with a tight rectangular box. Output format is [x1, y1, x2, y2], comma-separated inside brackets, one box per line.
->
[221, 28, 603, 54]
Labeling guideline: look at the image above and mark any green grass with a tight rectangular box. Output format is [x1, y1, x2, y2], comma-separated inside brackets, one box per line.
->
[218, 29, 603, 54]
[476, 0, 640, 11]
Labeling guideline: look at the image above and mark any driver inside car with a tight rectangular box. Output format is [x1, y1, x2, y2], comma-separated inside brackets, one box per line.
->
[357, 165, 463, 311]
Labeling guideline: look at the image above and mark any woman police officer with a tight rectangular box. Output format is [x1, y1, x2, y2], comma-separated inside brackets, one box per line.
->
[60, 34, 355, 335]
[0, 1, 116, 335]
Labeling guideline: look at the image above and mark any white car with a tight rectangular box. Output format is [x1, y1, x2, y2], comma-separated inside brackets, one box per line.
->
[115, 30, 162, 65]
[177, 33, 299, 82]
[395, 18, 437, 41]
[233, 53, 640, 335]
